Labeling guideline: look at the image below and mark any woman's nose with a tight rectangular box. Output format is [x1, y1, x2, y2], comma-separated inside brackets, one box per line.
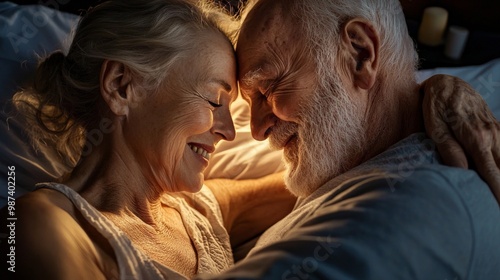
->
[213, 107, 236, 141]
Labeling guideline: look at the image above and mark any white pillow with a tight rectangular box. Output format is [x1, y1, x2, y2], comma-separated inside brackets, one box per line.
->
[204, 96, 285, 180]
[0, 2, 78, 206]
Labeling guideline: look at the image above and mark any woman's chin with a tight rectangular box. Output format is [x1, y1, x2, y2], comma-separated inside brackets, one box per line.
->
[184, 175, 205, 193]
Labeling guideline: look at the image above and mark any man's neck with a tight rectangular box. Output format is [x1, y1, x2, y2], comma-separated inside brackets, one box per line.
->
[360, 81, 424, 163]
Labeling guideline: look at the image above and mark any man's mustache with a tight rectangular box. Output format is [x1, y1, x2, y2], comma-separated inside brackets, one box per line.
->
[268, 121, 299, 150]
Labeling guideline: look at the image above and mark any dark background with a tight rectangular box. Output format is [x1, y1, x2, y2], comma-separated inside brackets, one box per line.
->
[10, 0, 500, 69]
[400, 0, 500, 68]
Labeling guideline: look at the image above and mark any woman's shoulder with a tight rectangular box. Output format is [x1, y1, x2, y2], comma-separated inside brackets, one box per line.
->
[1, 189, 115, 278]
[13, 187, 77, 221]
[2, 188, 86, 254]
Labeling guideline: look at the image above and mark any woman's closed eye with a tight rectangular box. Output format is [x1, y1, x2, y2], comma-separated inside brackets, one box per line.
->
[207, 99, 222, 108]
[193, 90, 222, 108]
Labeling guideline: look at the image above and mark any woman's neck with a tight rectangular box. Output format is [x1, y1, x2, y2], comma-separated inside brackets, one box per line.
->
[63, 134, 198, 277]
[63, 132, 164, 226]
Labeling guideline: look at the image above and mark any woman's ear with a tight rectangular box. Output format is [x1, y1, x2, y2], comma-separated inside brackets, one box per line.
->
[340, 18, 380, 90]
[100, 60, 133, 116]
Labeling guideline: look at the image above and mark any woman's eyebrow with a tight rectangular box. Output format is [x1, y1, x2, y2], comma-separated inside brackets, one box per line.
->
[209, 78, 239, 103]
[210, 78, 232, 92]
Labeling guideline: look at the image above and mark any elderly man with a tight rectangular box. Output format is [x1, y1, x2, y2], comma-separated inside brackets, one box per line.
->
[203, 0, 500, 279]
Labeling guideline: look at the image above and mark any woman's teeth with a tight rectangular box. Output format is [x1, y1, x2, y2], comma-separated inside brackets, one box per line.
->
[189, 145, 210, 160]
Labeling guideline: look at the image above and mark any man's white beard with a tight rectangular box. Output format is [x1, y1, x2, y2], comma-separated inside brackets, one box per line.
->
[270, 75, 366, 198]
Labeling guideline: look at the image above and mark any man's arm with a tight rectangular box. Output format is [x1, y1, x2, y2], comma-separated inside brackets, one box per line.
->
[421, 74, 500, 203]
[205, 172, 297, 249]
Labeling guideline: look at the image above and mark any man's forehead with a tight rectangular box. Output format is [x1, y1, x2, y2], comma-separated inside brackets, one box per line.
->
[236, 0, 306, 92]
[237, 18, 290, 78]
[237, 0, 289, 47]
[236, 39, 269, 83]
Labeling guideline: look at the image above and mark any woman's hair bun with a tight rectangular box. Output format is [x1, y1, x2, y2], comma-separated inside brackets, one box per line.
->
[34, 51, 66, 96]
[34, 51, 66, 91]
[33, 51, 67, 110]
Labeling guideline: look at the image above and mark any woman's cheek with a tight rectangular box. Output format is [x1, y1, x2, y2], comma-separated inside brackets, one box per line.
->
[183, 107, 214, 134]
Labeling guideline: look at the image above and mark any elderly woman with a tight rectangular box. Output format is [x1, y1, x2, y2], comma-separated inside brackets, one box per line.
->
[9, 0, 296, 278]
[4, 0, 499, 279]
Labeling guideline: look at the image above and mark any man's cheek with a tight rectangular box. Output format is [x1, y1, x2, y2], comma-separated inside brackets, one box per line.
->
[272, 97, 301, 122]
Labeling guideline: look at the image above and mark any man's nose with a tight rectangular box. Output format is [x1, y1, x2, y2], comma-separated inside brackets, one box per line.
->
[250, 101, 277, 141]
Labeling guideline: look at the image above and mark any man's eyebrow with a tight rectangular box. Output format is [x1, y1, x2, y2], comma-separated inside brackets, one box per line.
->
[241, 68, 264, 88]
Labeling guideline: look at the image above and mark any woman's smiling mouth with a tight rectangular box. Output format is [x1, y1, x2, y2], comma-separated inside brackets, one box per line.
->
[188, 144, 212, 160]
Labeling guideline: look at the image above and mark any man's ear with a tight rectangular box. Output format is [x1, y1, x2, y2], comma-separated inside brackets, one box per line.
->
[341, 18, 379, 90]
[100, 60, 133, 116]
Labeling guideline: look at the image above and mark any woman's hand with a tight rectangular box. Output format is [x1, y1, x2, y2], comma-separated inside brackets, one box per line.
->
[421, 74, 500, 204]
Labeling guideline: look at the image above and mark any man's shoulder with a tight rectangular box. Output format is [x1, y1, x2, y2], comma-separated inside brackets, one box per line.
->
[322, 165, 492, 214]
[324, 132, 494, 214]
[385, 164, 495, 212]
[311, 165, 500, 253]
[386, 164, 486, 195]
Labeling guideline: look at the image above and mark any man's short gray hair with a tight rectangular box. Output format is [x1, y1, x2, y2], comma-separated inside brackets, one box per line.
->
[240, 0, 418, 88]
[291, 0, 417, 84]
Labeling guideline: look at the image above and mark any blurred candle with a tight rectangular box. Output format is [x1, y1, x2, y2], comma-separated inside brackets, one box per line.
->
[418, 7, 448, 46]
[444, 26, 469, 60]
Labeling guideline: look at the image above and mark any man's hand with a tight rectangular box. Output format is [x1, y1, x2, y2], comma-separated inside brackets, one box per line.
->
[421, 74, 500, 204]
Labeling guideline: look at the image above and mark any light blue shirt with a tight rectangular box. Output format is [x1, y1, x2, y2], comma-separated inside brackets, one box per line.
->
[201, 133, 500, 280]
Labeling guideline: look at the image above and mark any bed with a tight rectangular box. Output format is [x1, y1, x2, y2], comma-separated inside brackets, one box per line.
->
[1, 1, 500, 278]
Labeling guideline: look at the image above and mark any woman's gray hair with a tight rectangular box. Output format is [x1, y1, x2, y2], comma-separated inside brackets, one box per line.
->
[14, 0, 235, 167]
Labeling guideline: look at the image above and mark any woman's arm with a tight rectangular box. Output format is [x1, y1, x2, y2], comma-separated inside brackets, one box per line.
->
[421, 74, 500, 203]
[205, 172, 297, 248]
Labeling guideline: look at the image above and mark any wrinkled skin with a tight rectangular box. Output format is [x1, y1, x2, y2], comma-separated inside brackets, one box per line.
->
[423, 74, 500, 204]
